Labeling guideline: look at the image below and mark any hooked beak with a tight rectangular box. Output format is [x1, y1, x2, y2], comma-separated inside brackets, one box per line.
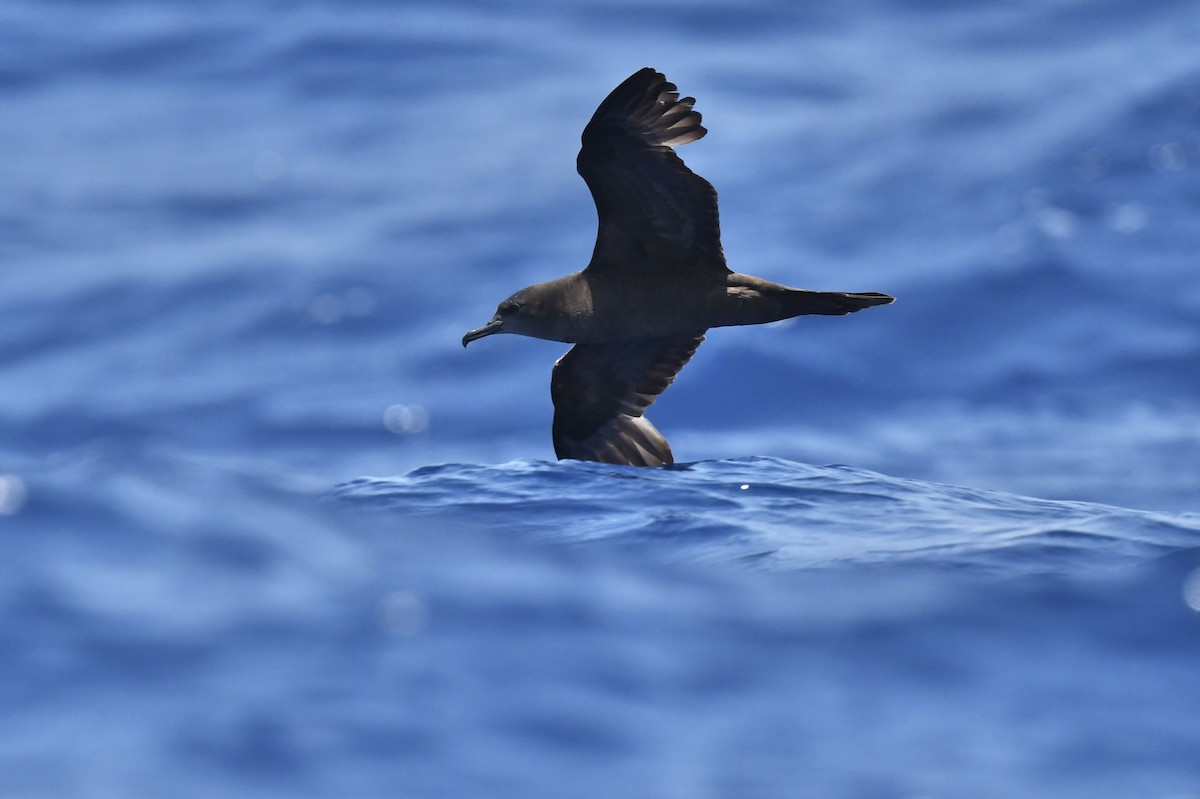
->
[462, 318, 503, 347]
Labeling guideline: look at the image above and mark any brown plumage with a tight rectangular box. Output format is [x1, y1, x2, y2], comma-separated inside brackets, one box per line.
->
[463, 68, 894, 466]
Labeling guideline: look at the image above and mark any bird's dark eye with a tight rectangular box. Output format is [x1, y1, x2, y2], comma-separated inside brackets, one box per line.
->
[500, 300, 522, 315]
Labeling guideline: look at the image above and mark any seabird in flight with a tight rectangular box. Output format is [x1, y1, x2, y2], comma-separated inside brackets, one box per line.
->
[463, 68, 894, 466]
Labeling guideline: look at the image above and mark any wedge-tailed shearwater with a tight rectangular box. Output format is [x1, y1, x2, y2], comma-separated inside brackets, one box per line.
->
[463, 68, 894, 466]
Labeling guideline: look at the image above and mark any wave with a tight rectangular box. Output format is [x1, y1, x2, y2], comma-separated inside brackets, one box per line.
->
[334, 456, 1200, 576]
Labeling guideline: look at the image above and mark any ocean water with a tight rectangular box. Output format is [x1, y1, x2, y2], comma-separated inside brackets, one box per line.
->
[2, 0, 1200, 796]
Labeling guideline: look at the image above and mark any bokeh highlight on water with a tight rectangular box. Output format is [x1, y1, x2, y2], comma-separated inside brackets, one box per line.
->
[2, 0, 1199, 796]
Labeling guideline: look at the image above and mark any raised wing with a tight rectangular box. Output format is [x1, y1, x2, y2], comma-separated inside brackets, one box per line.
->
[577, 68, 728, 275]
[550, 332, 706, 466]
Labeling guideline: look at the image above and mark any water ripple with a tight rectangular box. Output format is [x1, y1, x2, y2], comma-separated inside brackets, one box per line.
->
[334, 457, 1200, 575]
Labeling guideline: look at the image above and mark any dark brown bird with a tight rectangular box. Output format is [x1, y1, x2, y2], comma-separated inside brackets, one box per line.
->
[463, 68, 894, 466]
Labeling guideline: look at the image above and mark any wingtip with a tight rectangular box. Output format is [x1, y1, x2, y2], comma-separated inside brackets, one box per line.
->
[554, 413, 675, 467]
[584, 67, 707, 151]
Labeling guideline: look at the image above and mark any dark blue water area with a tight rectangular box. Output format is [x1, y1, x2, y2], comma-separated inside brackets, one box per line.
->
[3, 0, 1200, 796]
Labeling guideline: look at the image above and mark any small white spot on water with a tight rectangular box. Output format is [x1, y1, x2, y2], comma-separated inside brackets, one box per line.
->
[739, 484, 749, 491]
[0, 475, 27, 515]
[1107, 202, 1148, 234]
[1035, 206, 1076, 239]
[1024, 189, 1076, 239]
[379, 591, 430, 636]
[384, 404, 430, 434]
[310, 288, 376, 324]
[1182, 567, 1200, 612]
[1148, 142, 1186, 172]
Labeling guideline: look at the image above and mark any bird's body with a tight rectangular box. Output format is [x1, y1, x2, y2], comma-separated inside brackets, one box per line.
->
[487, 269, 891, 344]
[463, 68, 894, 466]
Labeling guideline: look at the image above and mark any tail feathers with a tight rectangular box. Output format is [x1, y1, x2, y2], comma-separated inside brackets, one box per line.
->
[722, 275, 895, 326]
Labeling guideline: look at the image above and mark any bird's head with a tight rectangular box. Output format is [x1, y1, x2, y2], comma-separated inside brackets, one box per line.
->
[462, 288, 539, 347]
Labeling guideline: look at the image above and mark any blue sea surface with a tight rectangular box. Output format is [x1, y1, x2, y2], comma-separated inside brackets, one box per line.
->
[2, 0, 1200, 796]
